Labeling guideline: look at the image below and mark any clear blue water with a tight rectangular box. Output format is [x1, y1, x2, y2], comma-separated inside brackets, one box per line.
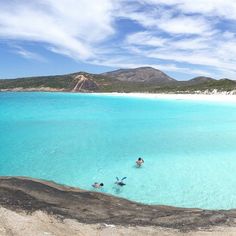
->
[1, 92, 236, 209]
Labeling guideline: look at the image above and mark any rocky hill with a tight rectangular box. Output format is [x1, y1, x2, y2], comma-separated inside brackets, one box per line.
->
[187, 76, 215, 85]
[0, 67, 236, 94]
[102, 67, 175, 84]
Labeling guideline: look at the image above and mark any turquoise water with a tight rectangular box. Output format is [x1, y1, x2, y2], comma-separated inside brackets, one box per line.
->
[1, 92, 236, 209]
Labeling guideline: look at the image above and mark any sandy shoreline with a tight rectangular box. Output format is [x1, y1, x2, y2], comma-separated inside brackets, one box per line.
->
[1, 207, 236, 236]
[1, 177, 236, 235]
[1, 90, 236, 103]
[92, 92, 236, 103]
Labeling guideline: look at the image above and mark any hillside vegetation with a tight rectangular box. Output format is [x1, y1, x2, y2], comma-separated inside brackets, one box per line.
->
[0, 68, 236, 94]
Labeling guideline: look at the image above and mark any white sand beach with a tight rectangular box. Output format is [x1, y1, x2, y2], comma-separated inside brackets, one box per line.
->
[93, 93, 236, 103]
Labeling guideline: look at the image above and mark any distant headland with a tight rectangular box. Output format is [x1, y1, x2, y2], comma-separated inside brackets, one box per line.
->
[0, 67, 236, 94]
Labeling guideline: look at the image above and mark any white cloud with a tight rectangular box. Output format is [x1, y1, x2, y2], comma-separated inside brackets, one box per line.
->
[124, 27, 236, 78]
[119, 1, 236, 78]
[126, 32, 210, 50]
[142, 0, 236, 20]
[157, 16, 213, 35]
[0, 0, 115, 60]
[1, 0, 236, 79]
[10, 45, 46, 62]
[126, 32, 167, 47]
[91, 56, 213, 77]
[117, 3, 215, 36]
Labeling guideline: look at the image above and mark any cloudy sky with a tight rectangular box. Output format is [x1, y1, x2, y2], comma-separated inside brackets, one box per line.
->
[1, 0, 236, 80]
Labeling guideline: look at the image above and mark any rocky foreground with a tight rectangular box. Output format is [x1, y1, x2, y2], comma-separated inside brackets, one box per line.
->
[1, 177, 236, 235]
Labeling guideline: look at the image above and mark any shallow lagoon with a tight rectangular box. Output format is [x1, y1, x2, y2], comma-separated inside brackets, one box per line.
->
[1, 92, 236, 209]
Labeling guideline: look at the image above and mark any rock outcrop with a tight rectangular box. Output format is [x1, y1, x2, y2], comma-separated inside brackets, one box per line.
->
[72, 74, 99, 92]
[0, 177, 236, 232]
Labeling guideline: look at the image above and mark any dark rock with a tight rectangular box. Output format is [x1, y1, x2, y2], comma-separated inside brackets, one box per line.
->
[0, 177, 236, 232]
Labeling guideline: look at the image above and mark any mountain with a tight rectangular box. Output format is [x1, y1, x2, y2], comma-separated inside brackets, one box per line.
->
[164, 78, 236, 93]
[101, 67, 175, 84]
[0, 67, 236, 93]
[187, 76, 215, 85]
[0, 72, 102, 92]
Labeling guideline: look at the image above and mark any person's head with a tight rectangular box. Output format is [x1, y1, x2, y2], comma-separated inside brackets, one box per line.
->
[100, 183, 104, 186]
[138, 157, 142, 161]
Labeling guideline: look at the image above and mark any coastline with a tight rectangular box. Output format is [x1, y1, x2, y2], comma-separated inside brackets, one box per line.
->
[1, 90, 236, 103]
[2, 90, 236, 103]
[92, 92, 236, 103]
[1, 92, 236, 234]
[1, 176, 236, 235]
[1, 207, 236, 236]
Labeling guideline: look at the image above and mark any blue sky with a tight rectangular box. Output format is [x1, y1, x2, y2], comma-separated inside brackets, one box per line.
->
[1, 0, 236, 80]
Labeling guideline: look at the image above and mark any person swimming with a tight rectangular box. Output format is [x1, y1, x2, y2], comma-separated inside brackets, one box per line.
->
[136, 157, 144, 167]
[115, 177, 127, 186]
[92, 182, 104, 188]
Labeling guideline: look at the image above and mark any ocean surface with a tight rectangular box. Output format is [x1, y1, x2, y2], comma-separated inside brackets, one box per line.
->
[1, 92, 236, 209]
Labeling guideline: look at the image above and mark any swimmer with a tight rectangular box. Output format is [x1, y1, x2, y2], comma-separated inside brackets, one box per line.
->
[115, 177, 127, 186]
[92, 182, 104, 188]
[136, 157, 144, 167]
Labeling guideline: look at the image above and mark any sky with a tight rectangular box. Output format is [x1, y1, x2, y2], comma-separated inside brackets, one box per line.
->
[1, 0, 236, 80]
